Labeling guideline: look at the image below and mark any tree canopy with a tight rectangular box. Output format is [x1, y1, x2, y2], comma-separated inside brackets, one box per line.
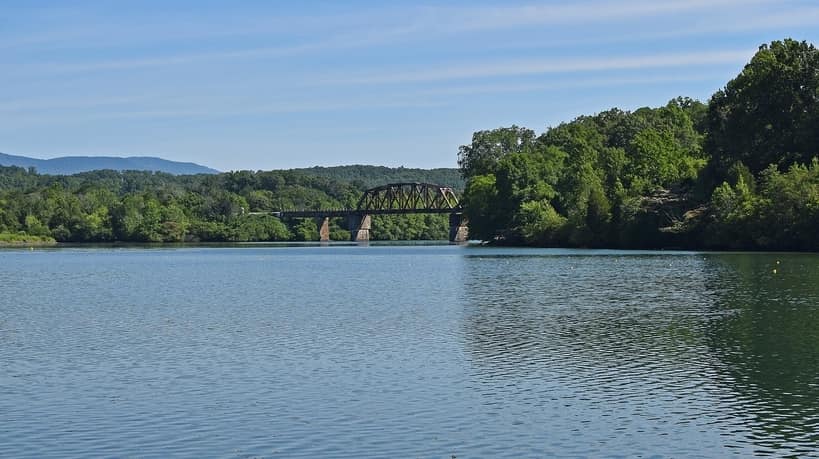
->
[0, 166, 451, 243]
[459, 39, 819, 251]
[707, 39, 819, 176]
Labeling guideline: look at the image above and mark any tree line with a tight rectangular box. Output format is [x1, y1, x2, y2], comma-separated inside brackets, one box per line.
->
[0, 167, 451, 243]
[459, 39, 819, 250]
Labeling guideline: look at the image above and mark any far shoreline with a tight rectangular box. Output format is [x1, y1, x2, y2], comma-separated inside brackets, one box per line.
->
[3, 240, 817, 255]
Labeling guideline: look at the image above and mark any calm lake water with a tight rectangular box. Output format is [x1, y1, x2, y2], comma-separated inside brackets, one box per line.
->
[1, 245, 818, 458]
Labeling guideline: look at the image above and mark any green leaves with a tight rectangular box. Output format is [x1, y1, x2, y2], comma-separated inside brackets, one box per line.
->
[462, 174, 502, 241]
[459, 98, 707, 247]
[705, 160, 819, 250]
[457, 125, 537, 178]
[707, 39, 819, 177]
[514, 200, 566, 245]
[369, 214, 449, 241]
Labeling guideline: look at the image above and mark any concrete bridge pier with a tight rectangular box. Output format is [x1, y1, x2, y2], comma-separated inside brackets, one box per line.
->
[449, 213, 469, 243]
[316, 217, 331, 242]
[348, 214, 371, 242]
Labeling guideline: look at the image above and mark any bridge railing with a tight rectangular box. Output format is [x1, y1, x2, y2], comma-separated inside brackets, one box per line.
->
[247, 183, 463, 218]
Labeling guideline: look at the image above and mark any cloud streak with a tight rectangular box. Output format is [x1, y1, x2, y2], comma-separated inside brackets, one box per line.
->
[3, 0, 795, 76]
[3, 0, 778, 51]
[1, 0, 812, 169]
[322, 50, 754, 85]
[415, 74, 726, 97]
[0, 95, 144, 113]
[0, 97, 448, 128]
[1, 73, 722, 120]
[428, 0, 776, 33]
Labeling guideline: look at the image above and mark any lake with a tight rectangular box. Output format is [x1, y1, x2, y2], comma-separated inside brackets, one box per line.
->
[1, 245, 818, 457]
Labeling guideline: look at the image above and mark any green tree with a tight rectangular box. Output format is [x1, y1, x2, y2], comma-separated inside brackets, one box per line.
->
[755, 161, 819, 250]
[24, 215, 50, 237]
[159, 203, 189, 242]
[707, 177, 758, 249]
[457, 126, 536, 178]
[514, 200, 566, 245]
[246, 190, 276, 211]
[707, 39, 819, 177]
[462, 174, 503, 241]
[293, 219, 319, 241]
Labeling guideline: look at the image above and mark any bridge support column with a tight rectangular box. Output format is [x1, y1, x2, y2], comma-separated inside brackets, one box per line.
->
[316, 217, 330, 242]
[348, 214, 371, 242]
[449, 213, 469, 243]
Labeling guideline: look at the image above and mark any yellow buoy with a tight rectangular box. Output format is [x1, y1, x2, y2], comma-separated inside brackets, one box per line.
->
[773, 269, 777, 274]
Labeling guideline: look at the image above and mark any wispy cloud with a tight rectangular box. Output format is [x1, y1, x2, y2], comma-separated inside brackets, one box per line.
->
[415, 74, 725, 97]
[8, 23, 423, 75]
[0, 97, 447, 128]
[427, 0, 776, 33]
[0, 6, 374, 51]
[655, 6, 819, 39]
[42, 45, 320, 73]
[3, 0, 777, 51]
[2, 0, 811, 170]
[0, 95, 144, 113]
[320, 50, 753, 85]
[0, 73, 723, 122]
[3, 0, 790, 76]
[102, 99, 446, 119]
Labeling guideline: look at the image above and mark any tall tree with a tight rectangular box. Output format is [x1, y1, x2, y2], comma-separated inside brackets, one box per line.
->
[457, 126, 537, 178]
[707, 39, 819, 176]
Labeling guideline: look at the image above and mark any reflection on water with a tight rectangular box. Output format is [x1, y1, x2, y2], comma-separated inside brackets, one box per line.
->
[1, 246, 817, 457]
[703, 254, 819, 452]
[461, 251, 819, 456]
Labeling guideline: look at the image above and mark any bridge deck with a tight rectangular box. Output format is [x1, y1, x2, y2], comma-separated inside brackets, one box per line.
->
[245, 182, 467, 242]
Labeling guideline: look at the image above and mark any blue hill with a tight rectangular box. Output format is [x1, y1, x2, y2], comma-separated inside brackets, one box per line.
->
[0, 152, 219, 175]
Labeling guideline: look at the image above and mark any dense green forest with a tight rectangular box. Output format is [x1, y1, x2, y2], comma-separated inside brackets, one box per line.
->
[459, 39, 819, 251]
[291, 165, 462, 190]
[0, 166, 453, 243]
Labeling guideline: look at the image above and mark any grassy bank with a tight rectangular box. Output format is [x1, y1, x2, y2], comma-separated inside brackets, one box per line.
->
[0, 232, 57, 246]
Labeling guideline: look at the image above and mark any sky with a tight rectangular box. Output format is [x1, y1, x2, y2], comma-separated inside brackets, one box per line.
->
[2, 0, 818, 171]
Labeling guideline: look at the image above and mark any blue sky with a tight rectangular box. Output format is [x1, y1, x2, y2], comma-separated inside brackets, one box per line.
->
[2, 0, 818, 171]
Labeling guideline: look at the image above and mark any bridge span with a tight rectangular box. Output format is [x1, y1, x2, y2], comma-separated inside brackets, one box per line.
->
[254, 183, 468, 242]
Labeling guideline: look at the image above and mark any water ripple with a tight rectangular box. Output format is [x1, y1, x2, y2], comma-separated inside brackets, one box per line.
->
[1, 247, 817, 457]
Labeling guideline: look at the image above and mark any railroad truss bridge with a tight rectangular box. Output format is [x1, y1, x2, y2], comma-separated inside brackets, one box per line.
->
[254, 182, 468, 243]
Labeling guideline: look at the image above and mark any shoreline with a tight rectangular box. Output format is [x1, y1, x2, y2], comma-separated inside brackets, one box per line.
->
[2, 240, 817, 254]
[0, 240, 58, 248]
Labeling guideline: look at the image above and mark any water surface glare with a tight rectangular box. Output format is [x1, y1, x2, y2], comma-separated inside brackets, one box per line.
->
[1, 246, 818, 457]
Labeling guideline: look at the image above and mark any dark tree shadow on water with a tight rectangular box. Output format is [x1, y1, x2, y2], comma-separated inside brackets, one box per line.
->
[701, 253, 819, 454]
[458, 252, 819, 455]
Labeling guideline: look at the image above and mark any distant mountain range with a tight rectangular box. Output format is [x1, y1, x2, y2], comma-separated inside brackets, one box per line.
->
[0, 152, 463, 188]
[0, 152, 219, 175]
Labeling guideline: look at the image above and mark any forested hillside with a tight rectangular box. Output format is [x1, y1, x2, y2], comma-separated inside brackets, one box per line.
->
[0, 167, 449, 243]
[459, 39, 819, 251]
[292, 165, 462, 190]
